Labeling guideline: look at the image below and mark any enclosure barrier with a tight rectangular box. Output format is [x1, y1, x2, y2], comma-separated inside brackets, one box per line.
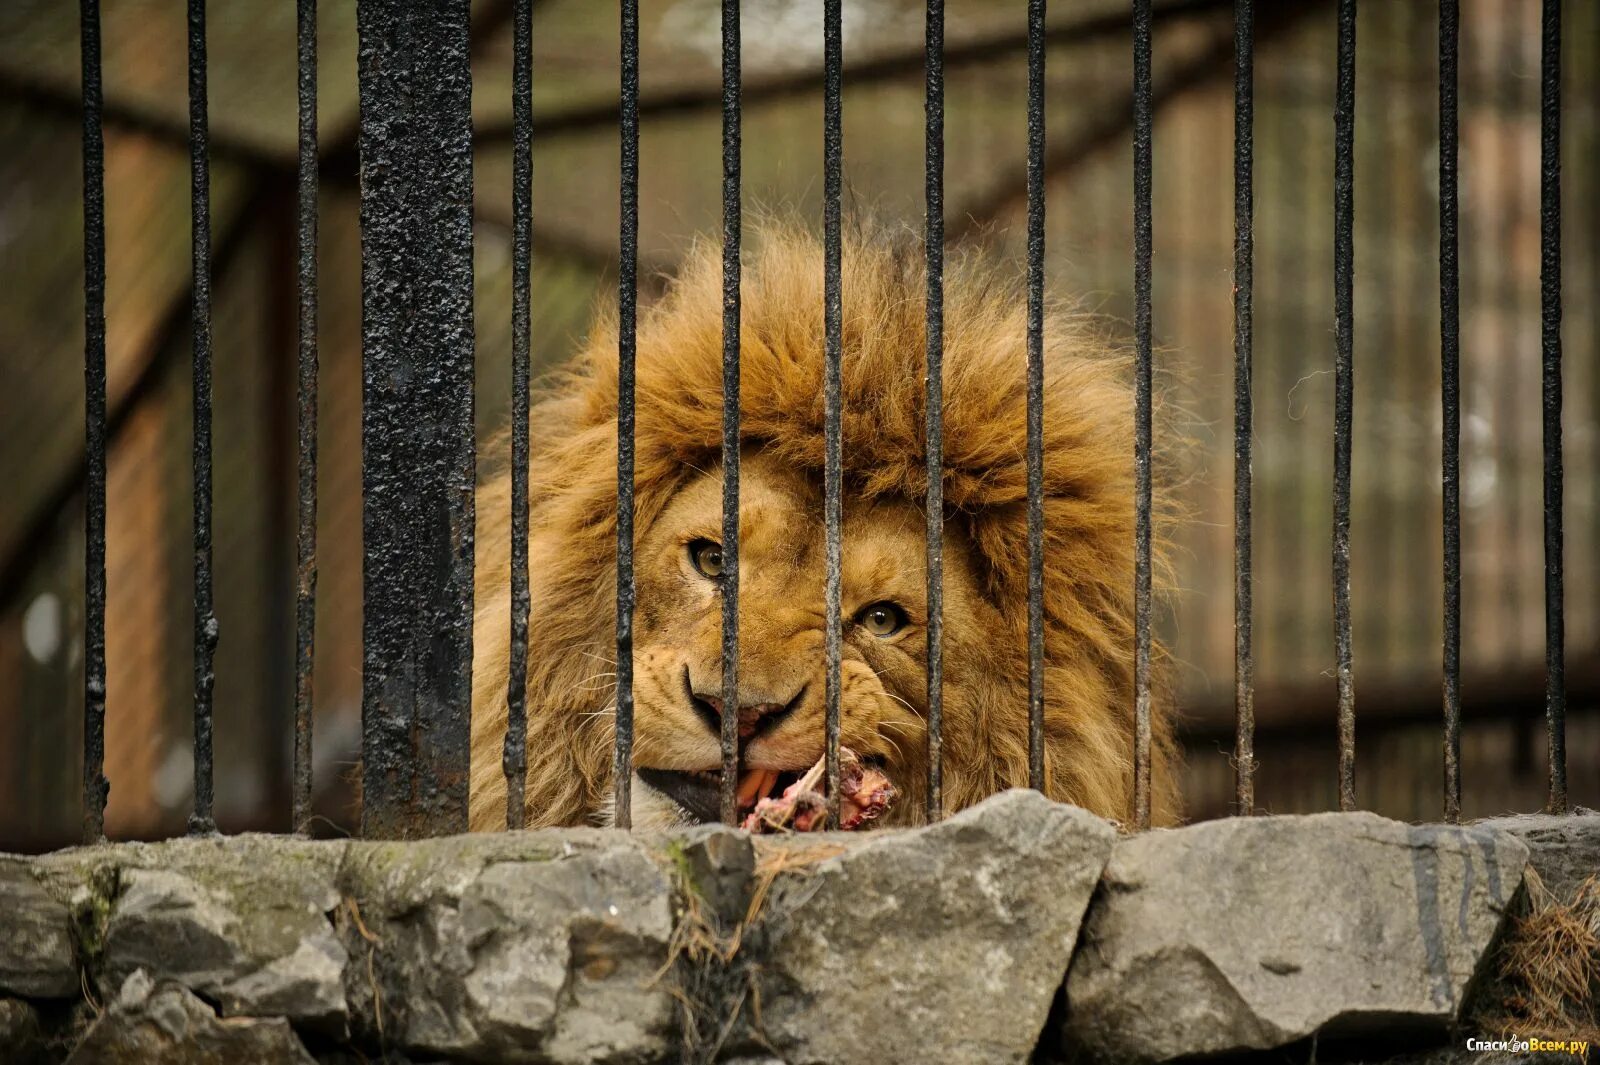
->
[292, 0, 319, 838]
[71, 0, 1570, 843]
[184, 0, 218, 837]
[1332, 0, 1356, 813]
[1440, 0, 1461, 823]
[1230, 0, 1255, 816]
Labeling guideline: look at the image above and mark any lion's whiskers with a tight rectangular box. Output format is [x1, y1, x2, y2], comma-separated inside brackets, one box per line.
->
[574, 704, 618, 740]
[876, 689, 921, 717]
[572, 671, 618, 692]
[873, 730, 907, 760]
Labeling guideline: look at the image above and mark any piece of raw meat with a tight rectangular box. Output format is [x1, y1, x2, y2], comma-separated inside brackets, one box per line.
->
[741, 747, 897, 833]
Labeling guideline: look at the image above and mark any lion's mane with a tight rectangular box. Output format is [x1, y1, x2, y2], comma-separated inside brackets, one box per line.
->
[469, 223, 1179, 830]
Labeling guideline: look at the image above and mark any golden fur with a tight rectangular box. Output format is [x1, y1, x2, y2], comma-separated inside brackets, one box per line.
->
[469, 223, 1178, 831]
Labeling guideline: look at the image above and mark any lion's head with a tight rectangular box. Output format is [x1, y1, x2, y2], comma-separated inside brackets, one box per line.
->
[469, 223, 1179, 831]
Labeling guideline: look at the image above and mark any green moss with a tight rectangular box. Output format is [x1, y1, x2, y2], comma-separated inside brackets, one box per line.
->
[661, 838, 726, 912]
[69, 864, 118, 964]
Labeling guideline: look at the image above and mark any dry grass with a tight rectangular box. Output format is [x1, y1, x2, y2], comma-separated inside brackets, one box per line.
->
[1477, 869, 1600, 1056]
[657, 840, 845, 1064]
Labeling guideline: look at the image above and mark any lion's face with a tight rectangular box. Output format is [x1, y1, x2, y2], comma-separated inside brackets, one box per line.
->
[625, 450, 985, 827]
[468, 223, 1179, 834]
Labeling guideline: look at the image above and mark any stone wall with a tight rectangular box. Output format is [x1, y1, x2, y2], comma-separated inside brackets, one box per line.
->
[1, 791, 1594, 1064]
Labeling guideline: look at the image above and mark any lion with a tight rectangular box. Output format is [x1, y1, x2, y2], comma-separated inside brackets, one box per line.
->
[468, 223, 1179, 831]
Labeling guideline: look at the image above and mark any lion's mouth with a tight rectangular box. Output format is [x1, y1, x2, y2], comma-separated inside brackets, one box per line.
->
[636, 766, 809, 824]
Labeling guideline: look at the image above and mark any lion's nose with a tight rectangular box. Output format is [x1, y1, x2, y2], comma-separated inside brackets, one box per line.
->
[690, 685, 806, 741]
[700, 694, 782, 739]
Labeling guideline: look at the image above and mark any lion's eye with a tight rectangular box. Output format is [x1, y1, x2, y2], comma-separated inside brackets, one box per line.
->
[688, 539, 724, 579]
[855, 601, 908, 637]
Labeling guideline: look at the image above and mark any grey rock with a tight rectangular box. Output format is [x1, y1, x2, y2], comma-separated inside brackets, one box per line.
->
[0, 858, 77, 998]
[674, 825, 756, 918]
[0, 997, 47, 1063]
[93, 836, 350, 1034]
[214, 928, 348, 1034]
[753, 789, 1117, 1065]
[1062, 812, 1530, 1063]
[102, 869, 252, 993]
[1476, 809, 1600, 901]
[65, 969, 317, 1064]
[342, 831, 676, 1063]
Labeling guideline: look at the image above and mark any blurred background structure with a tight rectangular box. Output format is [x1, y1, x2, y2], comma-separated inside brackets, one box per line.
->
[0, 0, 1595, 849]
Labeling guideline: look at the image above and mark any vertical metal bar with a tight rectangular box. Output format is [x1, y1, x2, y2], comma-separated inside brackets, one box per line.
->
[504, 0, 533, 831]
[718, 0, 742, 826]
[357, 0, 476, 839]
[1025, 0, 1046, 794]
[1538, 0, 1565, 814]
[187, 0, 217, 836]
[923, 0, 945, 822]
[1332, 0, 1357, 812]
[80, 0, 108, 844]
[291, 0, 318, 838]
[822, 0, 844, 825]
[1131, 0, 1154, 830]
[613, 0, 640, 829]
[1439, 0, 1461, 824]
[1231, 0, 1255, 816]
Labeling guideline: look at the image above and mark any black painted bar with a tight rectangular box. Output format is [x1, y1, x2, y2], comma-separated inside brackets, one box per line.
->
[1132, 0, 1155, 830]
[1025, 0, 1046, 794]
[187, 0, 217, 836]
[1439, 0, 1462, 824]
[1538, 0, 1565, 814]
[80, 0, 108, 844]
[1232, 0, 1255, 816]
[718, 0, 742, 826]
[613, 0, 640, 829]
[1332, 0, 1356, 812]
[822, 0, 844, 825]
[505, 0, 533, 831]
[291, 0, 318, 837]
[356, 0, 476, 839]
[923, 0, 945, 822]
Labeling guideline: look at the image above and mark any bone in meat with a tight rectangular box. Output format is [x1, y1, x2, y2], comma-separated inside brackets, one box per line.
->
[741, 746, 897, 833]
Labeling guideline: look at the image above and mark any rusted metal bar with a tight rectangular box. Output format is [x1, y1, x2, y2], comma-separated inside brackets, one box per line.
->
[1332, 0, 1357, 812]
[1323, 0, 1366, 808]
[1232, 0, 1255, 816]
[923, 0, 946, 822]
[822, 0, 844, 826]
[187, 0, 217, 837]
[1439, 0, 1461, 824]
[613, 0, 640, 829]
[1025, 0, 1046, 795]
[356, 0, 476, 839]
[291, 0, 318, 838]
[504, 0, 533, 832]
[1132, 0, 1155, 831]
[1538, 0, 1565, 815]
[80, 0, 108, 844]
[718, 0, 742, 827]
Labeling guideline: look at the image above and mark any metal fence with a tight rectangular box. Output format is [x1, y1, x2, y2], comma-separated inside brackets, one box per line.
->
[67, 0, 1577, 843]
